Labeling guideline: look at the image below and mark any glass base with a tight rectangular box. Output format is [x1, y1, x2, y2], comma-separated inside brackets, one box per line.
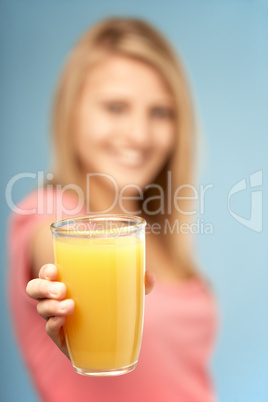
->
[73, 361, 138, 377]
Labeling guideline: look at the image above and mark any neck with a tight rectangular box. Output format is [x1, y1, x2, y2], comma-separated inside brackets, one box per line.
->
[82, 174, 142, 215]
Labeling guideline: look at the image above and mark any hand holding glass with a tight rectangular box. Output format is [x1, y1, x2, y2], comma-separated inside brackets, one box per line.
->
[51, 214, 146, 376]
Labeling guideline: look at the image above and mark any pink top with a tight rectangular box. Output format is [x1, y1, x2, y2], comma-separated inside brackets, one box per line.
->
[8, 189, 217, 402]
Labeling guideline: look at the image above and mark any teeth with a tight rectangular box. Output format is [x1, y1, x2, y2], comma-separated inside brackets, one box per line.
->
[119, 150, 144, 166]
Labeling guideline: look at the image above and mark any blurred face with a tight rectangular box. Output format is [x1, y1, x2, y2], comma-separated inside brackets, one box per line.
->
[74, 55, 175, 192]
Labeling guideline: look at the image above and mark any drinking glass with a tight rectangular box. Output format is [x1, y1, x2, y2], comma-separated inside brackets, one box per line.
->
[51, 214, 146, 376]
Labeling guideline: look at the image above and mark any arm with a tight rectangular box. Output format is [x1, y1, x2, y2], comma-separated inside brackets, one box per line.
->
[30, 220, 54, 279]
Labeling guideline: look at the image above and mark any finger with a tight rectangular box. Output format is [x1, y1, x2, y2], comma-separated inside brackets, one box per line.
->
[145, 270, 155, 295]
[46, 317, 70, 359]
[26, 279, 66, 301]
[39, 264, 58, 281]
[37, 298, 75, 320]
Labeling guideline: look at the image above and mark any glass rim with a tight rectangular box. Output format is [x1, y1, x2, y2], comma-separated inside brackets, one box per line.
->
[50, 214, 146, 238]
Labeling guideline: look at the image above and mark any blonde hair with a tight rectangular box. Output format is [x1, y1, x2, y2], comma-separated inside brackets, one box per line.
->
[51, 17, 197, 277]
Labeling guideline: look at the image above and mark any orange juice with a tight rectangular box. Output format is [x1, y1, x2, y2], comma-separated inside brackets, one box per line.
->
[53, 235, 145, 375]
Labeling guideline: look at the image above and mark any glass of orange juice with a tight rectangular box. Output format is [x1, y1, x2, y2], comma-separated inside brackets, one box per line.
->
[50, 214, 146, 376]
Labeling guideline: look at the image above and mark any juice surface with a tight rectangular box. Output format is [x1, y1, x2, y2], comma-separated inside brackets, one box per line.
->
[53, 236, 145, 371]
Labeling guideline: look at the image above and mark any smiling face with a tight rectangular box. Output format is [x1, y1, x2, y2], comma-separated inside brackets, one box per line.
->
[74, 55, 175, 193]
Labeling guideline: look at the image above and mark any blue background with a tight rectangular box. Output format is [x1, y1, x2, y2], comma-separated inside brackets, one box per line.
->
[1, 1, 267, 401]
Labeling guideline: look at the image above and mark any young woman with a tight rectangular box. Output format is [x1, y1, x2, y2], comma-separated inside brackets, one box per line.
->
[8, 18, 217, 402]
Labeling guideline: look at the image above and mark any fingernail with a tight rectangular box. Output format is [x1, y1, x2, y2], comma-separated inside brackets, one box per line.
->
[50, 283, 60, 297]
[44, 265, 54, 279]
[59, 300, 72, 312]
